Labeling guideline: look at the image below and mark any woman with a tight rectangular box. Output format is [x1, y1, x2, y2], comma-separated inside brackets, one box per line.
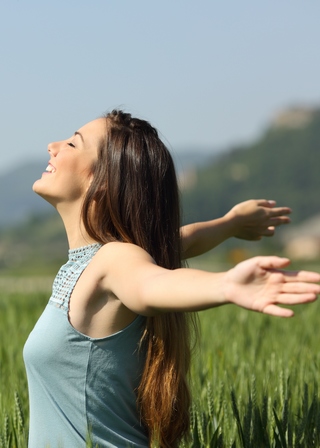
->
[23, 110, 319, 448]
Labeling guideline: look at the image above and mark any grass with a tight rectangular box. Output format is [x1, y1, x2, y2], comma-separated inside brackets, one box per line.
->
[0, 292, 45, 447]
[1, 258, 320, 446]
[187, 301, 320, 447]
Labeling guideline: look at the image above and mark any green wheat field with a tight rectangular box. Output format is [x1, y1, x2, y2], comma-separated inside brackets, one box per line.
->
[1, 269, 320, 447]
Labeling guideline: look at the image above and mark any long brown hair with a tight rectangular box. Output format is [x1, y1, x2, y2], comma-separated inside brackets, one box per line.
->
[82, 110, 197, 447]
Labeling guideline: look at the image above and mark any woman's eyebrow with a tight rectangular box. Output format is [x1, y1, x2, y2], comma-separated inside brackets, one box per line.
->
[74, 131, 84, 142]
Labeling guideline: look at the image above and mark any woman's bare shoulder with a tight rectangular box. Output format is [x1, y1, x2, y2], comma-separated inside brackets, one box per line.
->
[92, 241, 156, 288]
[97, 241, 154, 262]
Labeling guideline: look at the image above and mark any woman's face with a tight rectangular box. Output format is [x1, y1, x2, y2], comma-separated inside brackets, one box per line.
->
[33, 118, 106, 207]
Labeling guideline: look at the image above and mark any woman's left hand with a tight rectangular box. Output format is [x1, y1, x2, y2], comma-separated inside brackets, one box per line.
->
[224, 256, 320, 317]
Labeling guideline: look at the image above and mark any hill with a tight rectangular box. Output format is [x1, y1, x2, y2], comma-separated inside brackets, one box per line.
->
[0, 161, 52, 227]
[0, 212, 67, 274]
[0, 152, 212, 228]
[0, 152, 213, 274]
[1, 105, 320, 274]
[181, 106, 320, 225]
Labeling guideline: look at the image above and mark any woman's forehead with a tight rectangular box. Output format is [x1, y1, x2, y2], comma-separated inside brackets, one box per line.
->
[78, 118, 106, 134]
[77, 118, 107, 146]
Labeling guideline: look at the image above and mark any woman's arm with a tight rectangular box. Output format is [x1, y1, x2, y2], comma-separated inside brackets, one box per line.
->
[99, 242, 319, 318]
[181, 199, 291, 259]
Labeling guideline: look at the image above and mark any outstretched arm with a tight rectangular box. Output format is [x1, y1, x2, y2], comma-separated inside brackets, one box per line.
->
[100, 243, 320, 318]
[181, 199, 291, 259]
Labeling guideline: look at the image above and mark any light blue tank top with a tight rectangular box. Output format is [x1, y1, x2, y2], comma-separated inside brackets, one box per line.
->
[23, 243, 148, 448]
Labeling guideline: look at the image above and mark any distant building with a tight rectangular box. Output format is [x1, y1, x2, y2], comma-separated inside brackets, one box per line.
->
[281, 214, 320, 260]
[270, 106, 317, 130]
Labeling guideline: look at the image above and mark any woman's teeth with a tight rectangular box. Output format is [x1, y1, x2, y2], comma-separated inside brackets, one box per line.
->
[46, 165, 56, 173]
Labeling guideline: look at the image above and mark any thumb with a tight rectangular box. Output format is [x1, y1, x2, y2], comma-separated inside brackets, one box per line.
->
[256, 256, 291, 270]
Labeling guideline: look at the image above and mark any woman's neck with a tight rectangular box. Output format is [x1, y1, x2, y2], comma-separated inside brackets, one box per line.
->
[56, 202, 98, 249]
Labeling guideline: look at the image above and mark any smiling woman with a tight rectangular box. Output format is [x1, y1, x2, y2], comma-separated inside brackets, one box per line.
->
[32, 119, 105, 212]
[23, 109, 319, 448]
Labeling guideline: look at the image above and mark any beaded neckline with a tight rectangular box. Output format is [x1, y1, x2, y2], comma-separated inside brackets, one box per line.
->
[49, 242, 103, 313]
[68, 243, 103, 262]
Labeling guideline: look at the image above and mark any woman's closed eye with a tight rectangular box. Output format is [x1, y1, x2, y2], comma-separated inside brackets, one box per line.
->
[67, 142, 75, 148]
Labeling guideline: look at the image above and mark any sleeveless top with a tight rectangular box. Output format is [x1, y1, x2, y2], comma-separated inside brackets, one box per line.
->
[23, 243, 149, 448]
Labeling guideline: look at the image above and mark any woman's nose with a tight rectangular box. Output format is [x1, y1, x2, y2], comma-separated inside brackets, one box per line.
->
[48, 141, 60, 157]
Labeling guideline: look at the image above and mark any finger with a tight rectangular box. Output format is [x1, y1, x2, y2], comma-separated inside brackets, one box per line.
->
[267, 210, 291, 225]
[269, 217, 291, 226]
[281, 280, 320, 294]
[256, 258, 320, 283]
[256, 221, 290, 236]
[242, 226, 276, 237]
[262, 304, 294, 317]
[258, 227, 275, 237]
[281, 270, 320, 283]
[281, 282, 320, 294]
[252, 203, 291, 217]
[253, 221, 290, 236]
[256, 200, 292, 216]
[254, 257, 320, 280]
[276, 293, 319, 306]
[261, 224, 289, 236]
[257, 256, 292, 270]
[256, 199, 276, 208]
[270, 207, 292, 215]
[257, 256, 320, 283]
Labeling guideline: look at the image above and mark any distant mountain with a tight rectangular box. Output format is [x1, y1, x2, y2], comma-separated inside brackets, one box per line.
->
[182, 106, 320, 226]
[0, 152, 213, 228]
[0, 151, 214, 273]
[0, 212, 67, 274]
[172, 150, 217, 174]
[1, 105, 320, 274]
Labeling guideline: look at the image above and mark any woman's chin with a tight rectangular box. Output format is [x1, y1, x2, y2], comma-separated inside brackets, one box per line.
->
[32, 178, 52, 203]
[32, 178, 43, 194]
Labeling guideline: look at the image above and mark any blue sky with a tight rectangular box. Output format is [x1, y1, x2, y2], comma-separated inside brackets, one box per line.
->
[0, 1, 319, 173]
